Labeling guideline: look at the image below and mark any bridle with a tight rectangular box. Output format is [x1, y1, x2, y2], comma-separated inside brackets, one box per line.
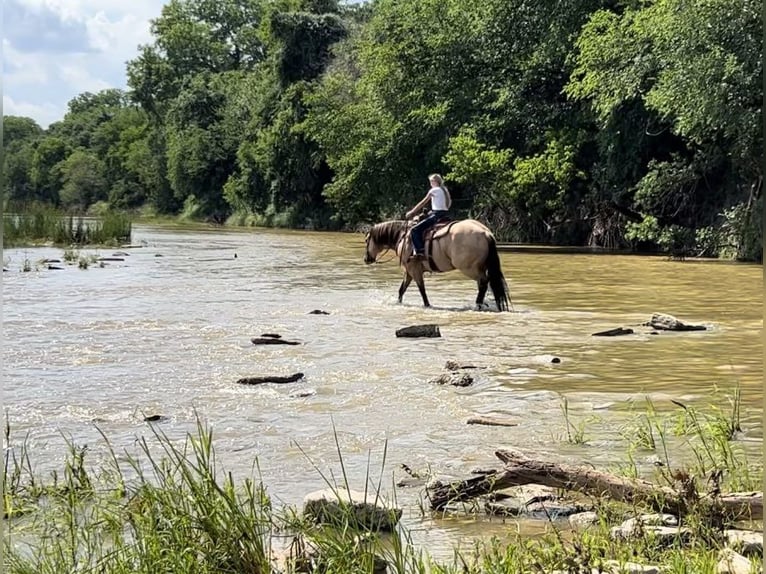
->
[365, 233, 397, 264]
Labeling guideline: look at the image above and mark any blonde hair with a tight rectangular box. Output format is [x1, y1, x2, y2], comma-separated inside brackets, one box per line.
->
[429, 173, 448, 192]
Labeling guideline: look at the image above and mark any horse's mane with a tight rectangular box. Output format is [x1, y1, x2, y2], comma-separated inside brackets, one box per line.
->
[370, 220, 407, 248]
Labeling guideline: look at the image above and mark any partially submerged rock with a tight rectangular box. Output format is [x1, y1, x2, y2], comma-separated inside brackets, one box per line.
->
[143, 414, 167, 423]
[303, 487, 402, 531]
[485, 485, 588, 520]
[396, 324, 441, 338]
[646, 312, 706, 331]
[724, 529, 763, 557]
[610, 514, 691, 545]
[429, 373, 473, 387]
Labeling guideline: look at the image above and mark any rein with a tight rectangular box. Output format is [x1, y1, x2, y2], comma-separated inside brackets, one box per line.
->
[374, 248, 398, 264]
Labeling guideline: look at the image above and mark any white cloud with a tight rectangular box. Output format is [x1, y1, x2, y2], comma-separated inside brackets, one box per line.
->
[5, 0, 165, 127]
[3, 95, 62, 128]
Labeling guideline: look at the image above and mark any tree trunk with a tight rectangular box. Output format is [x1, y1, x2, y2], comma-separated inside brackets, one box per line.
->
[426, 448, 762, 521]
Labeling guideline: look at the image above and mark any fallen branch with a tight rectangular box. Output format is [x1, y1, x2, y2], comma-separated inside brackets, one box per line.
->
[466, 417, 518, 427]
[251, 337, 301, 345]
[237, 373, 304, 385]
[426, 448, 762, 521]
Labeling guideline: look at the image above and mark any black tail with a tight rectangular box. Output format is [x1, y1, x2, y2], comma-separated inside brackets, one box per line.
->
[485, 237, 510, 312]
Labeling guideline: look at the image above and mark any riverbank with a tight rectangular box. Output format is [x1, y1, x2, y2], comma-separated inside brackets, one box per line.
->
[4, 392, 762, 574]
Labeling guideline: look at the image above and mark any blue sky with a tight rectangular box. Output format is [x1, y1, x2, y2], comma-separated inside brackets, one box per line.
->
[4, 0, 166, 128]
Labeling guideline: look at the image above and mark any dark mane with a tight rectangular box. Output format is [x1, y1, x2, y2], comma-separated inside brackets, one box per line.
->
[370, 220, 407, 248]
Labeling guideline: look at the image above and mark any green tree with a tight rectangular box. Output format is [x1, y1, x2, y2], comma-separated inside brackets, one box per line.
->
[58, 150, 108, 210]
[3, 116, 43, 148]
[29, 137, 71, 205]
[566, 0, 762, 258]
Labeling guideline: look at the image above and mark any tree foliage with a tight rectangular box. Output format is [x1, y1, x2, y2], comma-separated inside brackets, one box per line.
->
[3, 0, 761, 259]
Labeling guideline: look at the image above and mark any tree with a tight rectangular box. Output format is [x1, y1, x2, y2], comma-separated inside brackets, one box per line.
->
[566, 0, 762, 257]
[3, 116, 43, 149]
[29, 137, 71, 205]
[58, 150, 108, 210]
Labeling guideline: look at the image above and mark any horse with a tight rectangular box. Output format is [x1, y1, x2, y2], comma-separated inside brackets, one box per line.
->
[364, 219, 510, 311]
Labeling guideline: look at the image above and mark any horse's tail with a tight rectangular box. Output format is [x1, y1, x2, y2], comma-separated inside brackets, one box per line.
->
[485, 236, 510, 312]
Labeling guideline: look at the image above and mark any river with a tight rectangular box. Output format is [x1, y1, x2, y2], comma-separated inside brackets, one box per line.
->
[3, 223, 762, 557]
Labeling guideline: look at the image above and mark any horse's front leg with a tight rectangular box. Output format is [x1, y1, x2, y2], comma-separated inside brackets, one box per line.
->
[416, 279, 431, 308]
[398, 273, 413, 303]
[403, 261, 430, 307]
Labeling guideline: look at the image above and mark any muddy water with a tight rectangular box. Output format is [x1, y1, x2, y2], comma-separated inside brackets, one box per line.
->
[3, 224, 762, 558]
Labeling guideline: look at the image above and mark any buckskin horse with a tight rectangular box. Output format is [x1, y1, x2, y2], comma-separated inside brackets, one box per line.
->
[364, 218, 510, 311]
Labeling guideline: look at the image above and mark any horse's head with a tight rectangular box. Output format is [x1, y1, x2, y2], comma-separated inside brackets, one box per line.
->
[364, 231, 380, 264]
[364, 221, 406, 264]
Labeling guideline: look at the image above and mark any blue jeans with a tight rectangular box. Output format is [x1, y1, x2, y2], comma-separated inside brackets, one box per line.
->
[411, 211, 448, 254]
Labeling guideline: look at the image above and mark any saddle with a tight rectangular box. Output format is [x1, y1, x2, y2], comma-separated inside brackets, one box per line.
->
[409, 215, 457, 272]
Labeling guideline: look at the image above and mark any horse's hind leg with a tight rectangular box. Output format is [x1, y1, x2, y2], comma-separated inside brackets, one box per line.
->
[398, 273, 412, 303]
[475, 277, 489, 309]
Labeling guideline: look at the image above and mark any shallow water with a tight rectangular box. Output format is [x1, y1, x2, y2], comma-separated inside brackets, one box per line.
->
[3, 224, 762, 558]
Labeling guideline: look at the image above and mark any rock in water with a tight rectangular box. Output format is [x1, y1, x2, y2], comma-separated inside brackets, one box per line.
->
[647, 313, 706, 331]
[303, 487, 402, 531]
[396, 324, 441, 338]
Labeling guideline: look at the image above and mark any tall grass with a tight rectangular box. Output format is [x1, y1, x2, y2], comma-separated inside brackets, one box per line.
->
[4, 204, 132, 247]
[3, 390, 761, 574]
[4, 419, 274, 574]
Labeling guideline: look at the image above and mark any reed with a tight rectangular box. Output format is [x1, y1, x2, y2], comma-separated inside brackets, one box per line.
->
[3, 204, 132, 247]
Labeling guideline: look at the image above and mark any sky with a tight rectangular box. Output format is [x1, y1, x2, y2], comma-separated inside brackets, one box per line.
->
[3, 0, 167, 128]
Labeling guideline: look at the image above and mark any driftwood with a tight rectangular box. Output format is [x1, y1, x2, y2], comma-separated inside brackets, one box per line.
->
[466, 417, 518, 427]
[592, 327, 634, 337]
[396, 324, 441, 338]
[237, 373, 304, 385]
[426, 449, 762, 521]
[251, 337, 301, 345]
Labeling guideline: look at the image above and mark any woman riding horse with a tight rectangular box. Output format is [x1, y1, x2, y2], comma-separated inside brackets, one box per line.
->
[364, 215, 510, 312]
[406, 174, 452, 261]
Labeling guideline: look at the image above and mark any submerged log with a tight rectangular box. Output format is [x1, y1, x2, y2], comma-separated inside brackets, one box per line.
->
[396, 324, 441, 338]
[592, 327, 634, 337]
[426, 449, 762, 521]
[237, 373, 304, 385]
[251, 337, 301, 345]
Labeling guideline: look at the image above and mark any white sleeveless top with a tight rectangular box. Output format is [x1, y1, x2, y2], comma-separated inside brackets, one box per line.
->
[428, 186, 449, 211]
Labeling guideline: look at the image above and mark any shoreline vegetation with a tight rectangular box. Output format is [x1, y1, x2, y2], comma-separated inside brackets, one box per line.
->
[3, 205, 762, 266]
[3, 204, 132, 248]
[2, 0, 762, 263]
[4, 389, 762, 573]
